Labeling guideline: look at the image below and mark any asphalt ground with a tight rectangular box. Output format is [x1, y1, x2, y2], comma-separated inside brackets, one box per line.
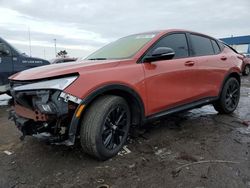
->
[0, 76, 250, 188]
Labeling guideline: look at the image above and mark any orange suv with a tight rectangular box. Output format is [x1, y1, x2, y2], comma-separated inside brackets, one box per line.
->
[9, 29, 243, 160]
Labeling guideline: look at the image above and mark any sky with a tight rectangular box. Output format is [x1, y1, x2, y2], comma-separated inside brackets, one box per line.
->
[0, 0, 249, 60]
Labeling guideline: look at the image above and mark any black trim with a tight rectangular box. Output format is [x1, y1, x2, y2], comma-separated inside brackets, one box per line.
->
[67, 84, 145, 144]
[210, 39, 218, 54]
[185, 32, 193, 56]
[218, 72, 241, 98]
[216, 40, 226, 51]
[146, 97, 218, 122]
[213, 39, 223, 53]
[222, 42, 239, 54]
[82, 84, 145, 110]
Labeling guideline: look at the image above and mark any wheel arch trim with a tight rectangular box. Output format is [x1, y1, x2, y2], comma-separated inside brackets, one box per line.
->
[218, 70, 241, 97]
[67, 84, 146, 144]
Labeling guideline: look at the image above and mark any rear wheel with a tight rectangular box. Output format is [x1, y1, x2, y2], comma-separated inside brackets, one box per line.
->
[243, 65, 250, 76]
[213, 77, 240, 114]
[80, 95, 131, 160]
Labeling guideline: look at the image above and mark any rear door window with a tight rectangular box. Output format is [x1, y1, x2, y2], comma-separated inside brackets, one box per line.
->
[148, 33, 189, 59]
[190, 34, 214, 56]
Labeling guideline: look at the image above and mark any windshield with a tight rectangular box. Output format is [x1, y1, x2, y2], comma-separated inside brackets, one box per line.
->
[0, 37, 25, 55]
[12, 45, 24, 55]
[86, 33, 158, 60]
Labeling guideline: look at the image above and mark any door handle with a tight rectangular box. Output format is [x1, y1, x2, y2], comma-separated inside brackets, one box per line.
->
[221, 56, 227, 61]
[185, 61, 195, 66]
[237, 55, 244, 60]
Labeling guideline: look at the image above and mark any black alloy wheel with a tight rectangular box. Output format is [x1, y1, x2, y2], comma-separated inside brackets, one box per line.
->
[102, 106, 128, 150]
[80, 95, 131, 160]
[224, 79, 240, 111]
[213, 77, 240, 114]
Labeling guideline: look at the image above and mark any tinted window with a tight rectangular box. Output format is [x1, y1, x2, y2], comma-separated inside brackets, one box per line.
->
[148, 33, 189, 59]
[211, 40, 220, 54]
[217, 41, 225, 51]
[190, 34, 214, 56]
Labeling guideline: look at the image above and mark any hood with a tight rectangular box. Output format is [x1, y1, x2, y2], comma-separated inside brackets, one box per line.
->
[9, 60, 122, 81]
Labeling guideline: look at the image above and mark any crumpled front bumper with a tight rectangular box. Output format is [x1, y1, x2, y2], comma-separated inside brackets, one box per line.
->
[9, 87, 84, 146]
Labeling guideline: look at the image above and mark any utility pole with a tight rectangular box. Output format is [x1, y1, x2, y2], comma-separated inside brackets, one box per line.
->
[44, 48, 46, 59]
[28, 27, 32, 57]
[54, 39, 57, 57]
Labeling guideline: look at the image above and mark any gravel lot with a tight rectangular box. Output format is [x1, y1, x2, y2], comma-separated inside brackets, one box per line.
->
[0, 76, 250, 188]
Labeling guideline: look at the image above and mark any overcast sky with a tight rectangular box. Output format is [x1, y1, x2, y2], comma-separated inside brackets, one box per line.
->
[0, 0, 249, 60]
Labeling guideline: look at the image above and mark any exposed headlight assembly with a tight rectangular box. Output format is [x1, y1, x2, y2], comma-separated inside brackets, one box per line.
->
[13, 76, 77, 91]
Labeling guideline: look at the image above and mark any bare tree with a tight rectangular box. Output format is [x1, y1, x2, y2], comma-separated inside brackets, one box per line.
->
[57, 50, 68, 58]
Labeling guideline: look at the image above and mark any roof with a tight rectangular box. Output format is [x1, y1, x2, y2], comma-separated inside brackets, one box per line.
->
[220, 35, 250, 45]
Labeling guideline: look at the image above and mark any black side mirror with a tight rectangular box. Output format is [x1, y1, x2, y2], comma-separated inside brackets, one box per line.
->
[0, 43, 10, 55]
[143, 47, 175, 62]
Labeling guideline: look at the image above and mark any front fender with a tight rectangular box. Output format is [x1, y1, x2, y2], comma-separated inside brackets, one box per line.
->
[67, 83, 146, 145]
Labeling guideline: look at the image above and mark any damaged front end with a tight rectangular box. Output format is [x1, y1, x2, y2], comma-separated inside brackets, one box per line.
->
[9, 75, 83, 145]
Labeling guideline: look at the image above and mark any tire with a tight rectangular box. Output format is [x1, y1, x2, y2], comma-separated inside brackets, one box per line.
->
[80, 95, 131, 160]
[213, 77, 240, 114]
[243, 65, 250, 76]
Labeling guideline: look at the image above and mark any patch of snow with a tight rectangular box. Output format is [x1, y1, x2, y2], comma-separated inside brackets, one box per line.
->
[0, 94, 12, 106]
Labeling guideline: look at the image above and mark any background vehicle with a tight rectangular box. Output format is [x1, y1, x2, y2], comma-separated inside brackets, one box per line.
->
[0, 37, 50, 93]
[244, 53, 250, 58]
[49, 57, 77, 64]
[242, 56, 250, 76]
[9, 29, 243, 160]
[220, 44, 249, 76]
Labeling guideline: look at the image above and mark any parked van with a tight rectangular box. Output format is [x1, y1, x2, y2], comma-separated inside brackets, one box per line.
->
[0, 37, 50, 93]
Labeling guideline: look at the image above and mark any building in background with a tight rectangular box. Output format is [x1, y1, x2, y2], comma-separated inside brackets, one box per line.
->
[220, 35, 250, 55]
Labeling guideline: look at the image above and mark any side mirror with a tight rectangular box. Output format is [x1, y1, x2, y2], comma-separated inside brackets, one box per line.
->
[0, 43, 10, 55]
[143, 47, 175, 62]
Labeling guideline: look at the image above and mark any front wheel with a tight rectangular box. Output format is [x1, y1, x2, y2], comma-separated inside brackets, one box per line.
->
[80, 95, 131, 160]
[213, 77, 240, 114]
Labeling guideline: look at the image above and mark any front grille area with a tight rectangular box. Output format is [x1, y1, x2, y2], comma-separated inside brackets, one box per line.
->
[9, 79, 79, 144]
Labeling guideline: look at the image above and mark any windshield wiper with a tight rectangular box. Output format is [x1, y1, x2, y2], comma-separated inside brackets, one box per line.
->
[88, 58, 107, 60]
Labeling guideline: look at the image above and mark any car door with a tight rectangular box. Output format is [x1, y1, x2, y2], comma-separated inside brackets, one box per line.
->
[143, 33, 203, 115]
[0, 42, 13, 92]
[188, 33, 226, 97]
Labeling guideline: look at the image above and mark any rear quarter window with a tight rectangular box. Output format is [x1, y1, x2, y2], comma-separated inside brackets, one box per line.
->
[217, 41, 225, 51]
[211, 40, 221, 54]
